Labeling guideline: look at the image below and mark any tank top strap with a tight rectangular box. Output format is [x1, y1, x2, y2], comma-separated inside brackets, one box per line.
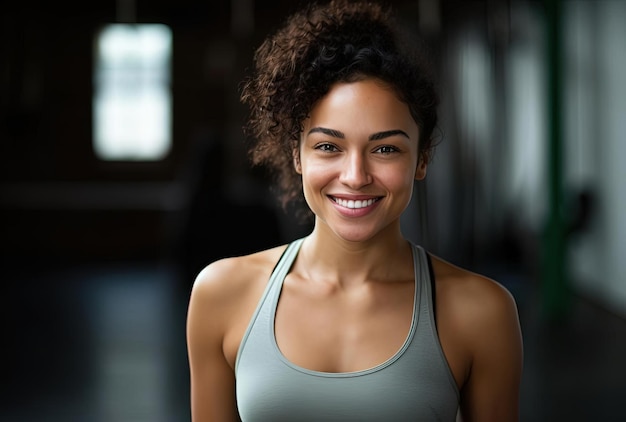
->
[411, 243, 438, 335]
[269, 237, 305, 290]
[410, 243, 432, 318]
[235, 237, 305, 373]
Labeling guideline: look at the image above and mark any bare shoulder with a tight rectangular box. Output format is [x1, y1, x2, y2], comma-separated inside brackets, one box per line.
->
[431, 254, 523, 420]
[186, 244, 289, 367]
[430, 254, 520, 327]
[189, 244, 289, 314]
[185, 244, 289, 420]
[429, 254, 523, 369]
[429, 256, 524, 421]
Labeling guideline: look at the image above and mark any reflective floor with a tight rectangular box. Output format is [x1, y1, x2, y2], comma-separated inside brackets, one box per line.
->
[2, 258, 625, 421]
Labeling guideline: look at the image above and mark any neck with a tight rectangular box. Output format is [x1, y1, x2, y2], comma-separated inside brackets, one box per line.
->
[296, 225, 413, 288]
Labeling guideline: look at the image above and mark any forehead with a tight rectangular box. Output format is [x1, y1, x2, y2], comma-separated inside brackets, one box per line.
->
[305, 78, 418, 138]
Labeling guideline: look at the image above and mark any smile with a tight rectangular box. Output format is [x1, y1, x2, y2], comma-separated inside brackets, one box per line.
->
[331, 197, 380, 209]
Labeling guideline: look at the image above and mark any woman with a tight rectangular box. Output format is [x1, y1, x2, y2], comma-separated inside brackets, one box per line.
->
[186, 1, 523, 421]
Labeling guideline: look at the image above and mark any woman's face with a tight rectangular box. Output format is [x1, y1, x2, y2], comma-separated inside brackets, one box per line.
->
[297, 78, 426, 242]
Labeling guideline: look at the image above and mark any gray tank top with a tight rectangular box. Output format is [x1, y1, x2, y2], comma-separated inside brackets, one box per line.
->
[235, 238, 460, 421]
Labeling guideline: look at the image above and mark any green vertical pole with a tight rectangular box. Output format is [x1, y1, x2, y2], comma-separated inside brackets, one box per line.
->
[543, 0, 570, 319]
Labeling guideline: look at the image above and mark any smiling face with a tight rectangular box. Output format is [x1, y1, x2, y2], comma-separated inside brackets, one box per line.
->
[296, 78, 427, 243]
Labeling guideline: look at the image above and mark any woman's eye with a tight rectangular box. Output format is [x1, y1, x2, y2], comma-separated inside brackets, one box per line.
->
[375, 145, 399, 154]
[316, 143, 339, 152]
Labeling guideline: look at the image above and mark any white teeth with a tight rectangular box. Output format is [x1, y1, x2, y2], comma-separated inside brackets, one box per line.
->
[334, 197, 376, 209]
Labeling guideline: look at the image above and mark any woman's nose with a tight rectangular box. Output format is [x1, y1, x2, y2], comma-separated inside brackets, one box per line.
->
[339, 152, 372, 189]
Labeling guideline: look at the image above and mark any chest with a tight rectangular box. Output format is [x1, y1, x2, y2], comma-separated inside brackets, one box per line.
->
[274, 278, 415, 373]
[235, 275, 460, 422]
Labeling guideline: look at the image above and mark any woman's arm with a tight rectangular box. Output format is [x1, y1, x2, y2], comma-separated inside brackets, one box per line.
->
[458, 278, 524, 422]
[186, 261, 242, 422]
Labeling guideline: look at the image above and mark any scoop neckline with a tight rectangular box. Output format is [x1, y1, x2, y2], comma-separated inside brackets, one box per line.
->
[269, 241, 420, 378]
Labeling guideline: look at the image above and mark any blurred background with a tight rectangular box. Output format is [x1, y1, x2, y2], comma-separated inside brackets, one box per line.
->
[1, 0, 625, 420]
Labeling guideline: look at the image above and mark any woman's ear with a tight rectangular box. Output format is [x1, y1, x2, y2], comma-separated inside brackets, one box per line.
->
[293, 148, 302, 174]
[415, 152, 428, 180]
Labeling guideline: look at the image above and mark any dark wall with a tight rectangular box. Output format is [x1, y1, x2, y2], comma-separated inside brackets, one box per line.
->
[0, 0, 299, 270]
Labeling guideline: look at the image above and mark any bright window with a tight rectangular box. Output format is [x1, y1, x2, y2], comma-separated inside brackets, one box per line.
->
[93, 24, 172, 161]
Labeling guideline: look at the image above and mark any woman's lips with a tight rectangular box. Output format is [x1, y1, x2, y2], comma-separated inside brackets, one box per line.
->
[330, 196, 381, 209]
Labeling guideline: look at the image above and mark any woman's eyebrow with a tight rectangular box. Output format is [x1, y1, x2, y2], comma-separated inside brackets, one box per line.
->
[308, 127, 409, 140]
[369, 129, 410, 140]
[308, 127, 345, 138]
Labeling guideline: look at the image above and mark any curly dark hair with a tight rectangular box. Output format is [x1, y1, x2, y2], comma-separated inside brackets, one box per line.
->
[240, 0, 439, 222]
